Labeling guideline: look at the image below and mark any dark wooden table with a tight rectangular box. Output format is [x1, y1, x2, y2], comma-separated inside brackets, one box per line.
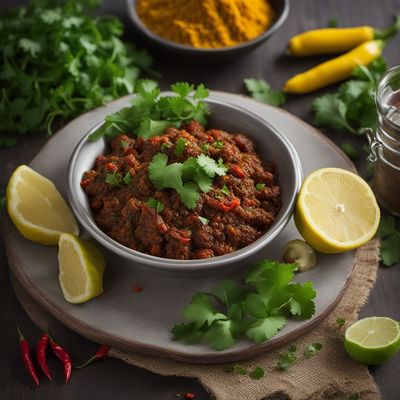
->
[1, 0, 400, 399]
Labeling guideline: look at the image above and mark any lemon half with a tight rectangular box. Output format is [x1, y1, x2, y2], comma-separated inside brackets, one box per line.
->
[6, 165, 79, 245]
[295, 168, 380, 253]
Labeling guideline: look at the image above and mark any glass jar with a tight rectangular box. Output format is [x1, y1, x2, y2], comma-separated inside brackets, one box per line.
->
[369, 65, 400, 216]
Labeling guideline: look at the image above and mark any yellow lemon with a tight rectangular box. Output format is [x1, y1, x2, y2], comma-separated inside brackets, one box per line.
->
[58, 233, 105, 304]
[7, 165, 79, 245]
[295, 168, 380, 253]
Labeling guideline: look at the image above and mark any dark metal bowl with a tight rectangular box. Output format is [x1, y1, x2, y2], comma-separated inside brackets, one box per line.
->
[126, 0, 290, 62]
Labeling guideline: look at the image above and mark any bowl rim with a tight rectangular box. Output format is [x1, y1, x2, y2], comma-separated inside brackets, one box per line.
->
[67, 97, 302, 272]
[125, 0, 290, 54]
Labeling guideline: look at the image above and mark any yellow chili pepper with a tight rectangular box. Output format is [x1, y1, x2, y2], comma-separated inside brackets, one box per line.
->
[288, 16, 400, 56]
[284, 40, 383, 94]
[289, 27, 374, 56]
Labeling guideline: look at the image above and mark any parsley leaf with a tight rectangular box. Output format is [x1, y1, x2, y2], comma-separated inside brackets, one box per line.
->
[304, 343, 323, 358]
[244, 78, 286, 106]
[171, 260, 317, 350]
[146, 198, 164, 213]
[378, 215, 400, 266]
[91, 81, 210, 140]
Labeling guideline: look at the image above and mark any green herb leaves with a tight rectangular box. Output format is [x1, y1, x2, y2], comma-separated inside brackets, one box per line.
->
[0, 0, 156, 139]
[90, 82, 210, 141]
[244, 78, 286, 106]
[148, 152, 227, 209]
[146, 198, 164, 213]
[171, 260, 316, 350]
[313, 58, 387, 134]
[378, 215, 400, 266]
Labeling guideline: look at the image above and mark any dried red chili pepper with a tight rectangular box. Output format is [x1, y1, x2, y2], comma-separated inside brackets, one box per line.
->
[184, 393, 196, 399]
[76, 344, 111, 369]
[230, 165, 245, 178]
[49, 336, 72, 384]
[36, 332, 52, 381]
[17, 327, 39, 387]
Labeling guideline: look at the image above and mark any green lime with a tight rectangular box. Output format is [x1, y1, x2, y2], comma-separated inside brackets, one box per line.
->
[58, 233, 105, 304]
[344, 317, 400, 365]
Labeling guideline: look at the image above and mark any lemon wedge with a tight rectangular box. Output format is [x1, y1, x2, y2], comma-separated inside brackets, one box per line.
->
[58, 233, 105, 304]
[6, 165, 79, 245]
[345, 317, 400, 365]
[295, 168, 380, 253]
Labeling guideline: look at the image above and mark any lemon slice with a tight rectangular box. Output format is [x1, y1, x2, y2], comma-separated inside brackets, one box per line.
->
[58, 233, 105, 304]
[344, 317, 400, 365]
[294, 168, 380, 253]
[7, 165, 79, 245]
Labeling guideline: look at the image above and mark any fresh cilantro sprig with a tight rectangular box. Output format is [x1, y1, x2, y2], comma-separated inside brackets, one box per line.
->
[0, 0, 156, 141]
[378, 215, 400, 266]
[277, 345, 298, 371]
[148, 152, 227, 209]
[313, 57, 387, 134]
[244, 78, 286, 106]
[171, 260, 316, 351]
[90, 81, 210, 141]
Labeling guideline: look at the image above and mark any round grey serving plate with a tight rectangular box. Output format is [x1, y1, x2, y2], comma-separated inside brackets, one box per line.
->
[3, 92, 356, 364]
[68, 98, 302, 276]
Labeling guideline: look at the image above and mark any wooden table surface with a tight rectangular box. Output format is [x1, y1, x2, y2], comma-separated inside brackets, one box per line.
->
[1, 0, 400, 399]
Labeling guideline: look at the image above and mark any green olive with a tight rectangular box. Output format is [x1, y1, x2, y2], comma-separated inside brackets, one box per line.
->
[282, 239, 317, 272]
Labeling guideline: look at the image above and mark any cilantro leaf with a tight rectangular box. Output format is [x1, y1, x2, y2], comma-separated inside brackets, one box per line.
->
[304, 343, 323, 358]
[123, 171, 132, 185]
[289, 282, 316, 318]
[336, 317, 346, 327]
[146, 198, 164, 213]
[244, 78, 286, 106]
[246, 315, 286, 343]
[174, 138, 187, 156]
[183, 293, 227, 327]
[380, 232, 400, 266]
[212, 280, 249, 307]
[171, 322, 204, 344]
[105, 172, 122, 187]
[91, 82, 210, 140]
[277, 347, 297, 371]
[378, 215, 400, 266]
[249, 366, 265, 379]
[197, 154, 228, 178]
[256, 183, 265, 190]
[205, 320, 236, 350]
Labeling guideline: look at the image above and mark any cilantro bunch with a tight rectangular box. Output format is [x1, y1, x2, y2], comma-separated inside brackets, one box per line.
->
[313, 58, 387, 134]
[149, 153, 227, 209]
[172, 260, 316, 350]
[0, 0, 155, 142]
[90, 81, 210, 141]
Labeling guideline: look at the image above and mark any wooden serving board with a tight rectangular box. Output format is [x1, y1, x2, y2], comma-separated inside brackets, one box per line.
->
[3, 92, 356, 364]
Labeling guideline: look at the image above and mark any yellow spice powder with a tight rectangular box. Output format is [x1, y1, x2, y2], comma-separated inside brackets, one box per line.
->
[136, 0, 274, 48]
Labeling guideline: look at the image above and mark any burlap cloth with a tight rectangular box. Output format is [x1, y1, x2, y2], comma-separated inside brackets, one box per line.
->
[110, 239, 381, 400]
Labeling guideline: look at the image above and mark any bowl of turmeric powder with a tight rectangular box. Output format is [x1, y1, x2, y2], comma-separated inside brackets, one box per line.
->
[126, 0, 289, 61]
